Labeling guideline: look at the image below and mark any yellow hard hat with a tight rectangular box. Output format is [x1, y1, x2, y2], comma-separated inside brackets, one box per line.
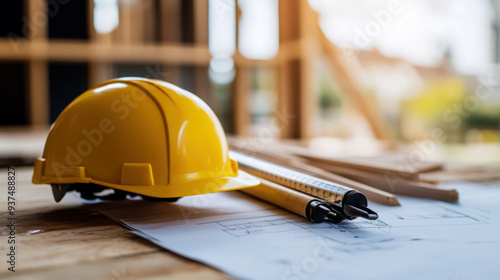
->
[32, 77, 259, 202]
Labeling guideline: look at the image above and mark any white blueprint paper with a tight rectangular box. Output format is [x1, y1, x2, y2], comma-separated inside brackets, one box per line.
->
[98, 183, 500, 280]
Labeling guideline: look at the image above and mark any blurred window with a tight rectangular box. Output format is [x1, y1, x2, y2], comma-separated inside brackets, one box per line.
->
[238, 0, 279, 60]
[93, 0, 119, 34]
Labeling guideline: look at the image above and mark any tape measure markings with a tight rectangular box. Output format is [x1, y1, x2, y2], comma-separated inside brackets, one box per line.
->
[230, 151, 353, 204]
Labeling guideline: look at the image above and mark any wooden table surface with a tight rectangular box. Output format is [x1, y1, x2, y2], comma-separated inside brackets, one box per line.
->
[0, 167, 232, 280]
[2, 129, 500, 279]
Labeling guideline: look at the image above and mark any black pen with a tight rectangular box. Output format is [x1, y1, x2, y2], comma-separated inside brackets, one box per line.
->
[231, 151, 379, 221]
[242, 177, 346, 224]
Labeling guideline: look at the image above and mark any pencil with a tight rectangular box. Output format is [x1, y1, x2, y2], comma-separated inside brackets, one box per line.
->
[303, 159, 458, 203]
[229, 146, 400, 206]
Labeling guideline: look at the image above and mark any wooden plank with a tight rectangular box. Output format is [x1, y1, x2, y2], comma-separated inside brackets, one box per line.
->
[232, 66, 251, 136]
[295, 152, 442, 179]
[193, 0, 209, 46]
[191, 0, 210, 107]
[192, 0, 210, 107]
[419, 165, 500, 183]
[0, 209, 160, 272]
[113, 0, 132, 43]
[0, 168, 154, 273]
[277, 59, 301, 138]
[276, 0, 301, 139]
[303, 159, 459, 203]
[0, 41, 302, 68]
[298, 50, 314, 139]
[278, 0, 300, 42]
[233, 39, 301, 67]
[194, 65, 210, 104]
[129, 0, 145, 43]
[158, 0, 182, 43]
[27, 0, 47, 40]
[0, 168, 231, 278]
[0, 40, 211, 65]
[28, 60, 49, 125]
[228, 140, 400, 206]
[298, 0, 320, 139]
[89, 62, 112, 86]
[4, 251, 230, 280]
[27, 0, 49, 126]
[142, 0, 157, 43]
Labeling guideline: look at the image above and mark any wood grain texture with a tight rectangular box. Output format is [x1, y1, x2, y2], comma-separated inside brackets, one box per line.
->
[303, 159, 458, 203]
[0, 40, 211, 65]
[232, 65, 251, 136]
[419, 165, 500, 184]
[0, 167, 232, 279]
[28, 60, 49, 125]
[295, 152, 442, 179]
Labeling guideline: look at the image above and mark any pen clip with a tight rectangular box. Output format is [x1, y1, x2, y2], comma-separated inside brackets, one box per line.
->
[308, 201, 345, 223]
[344, 204, 378, 220]
[317, 203, 346, 224]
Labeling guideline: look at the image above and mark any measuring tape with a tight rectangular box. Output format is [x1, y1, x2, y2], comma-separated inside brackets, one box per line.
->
[230, 150, 353, 204]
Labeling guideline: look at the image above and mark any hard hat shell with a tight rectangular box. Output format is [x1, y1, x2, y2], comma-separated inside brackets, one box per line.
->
[32, 77, 258, 200]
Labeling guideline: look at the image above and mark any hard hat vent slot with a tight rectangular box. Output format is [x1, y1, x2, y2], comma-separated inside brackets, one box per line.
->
[121, 163, 155, 186]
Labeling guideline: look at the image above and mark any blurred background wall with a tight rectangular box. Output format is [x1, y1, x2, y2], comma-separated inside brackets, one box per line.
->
[1, 0, 500, 162]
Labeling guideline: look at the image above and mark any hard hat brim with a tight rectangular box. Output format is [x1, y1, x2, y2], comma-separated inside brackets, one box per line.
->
[92, 169, 260, 198]
[34, 157, 260, 199]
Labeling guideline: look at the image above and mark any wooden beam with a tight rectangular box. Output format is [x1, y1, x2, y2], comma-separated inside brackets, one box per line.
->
[303, 159, 458, 203]
[233, 39, 301, 67]
[297, 0, 320, 139]
[309, 5, 389, 139]
[89, 62, 112, 87]
[87, 0, 112, 87]
[278, 0, 300, 42]
[193, 0, 209, 46]
[27, 0, 49, 125]
[142, 0, 157, 43]
[277, 0, 302, 139]
[158, 0, 182, 43]
[192, 1, 210, 108]
[114, 0, 132, 43]
[277, 60, 301, 138]
[0, 40, 211, 65]
[295, 153, 442, 179]
[28, 60, 49, 125]
[232, 66, 251, 136]
[27, 0, 47, 40]
[194, 66, 210, 105]
[0, 39, 302, 67]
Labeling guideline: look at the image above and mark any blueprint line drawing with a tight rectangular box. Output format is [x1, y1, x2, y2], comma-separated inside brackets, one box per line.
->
[209, 214, 303, 237]
[97, 183, 500, 280]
